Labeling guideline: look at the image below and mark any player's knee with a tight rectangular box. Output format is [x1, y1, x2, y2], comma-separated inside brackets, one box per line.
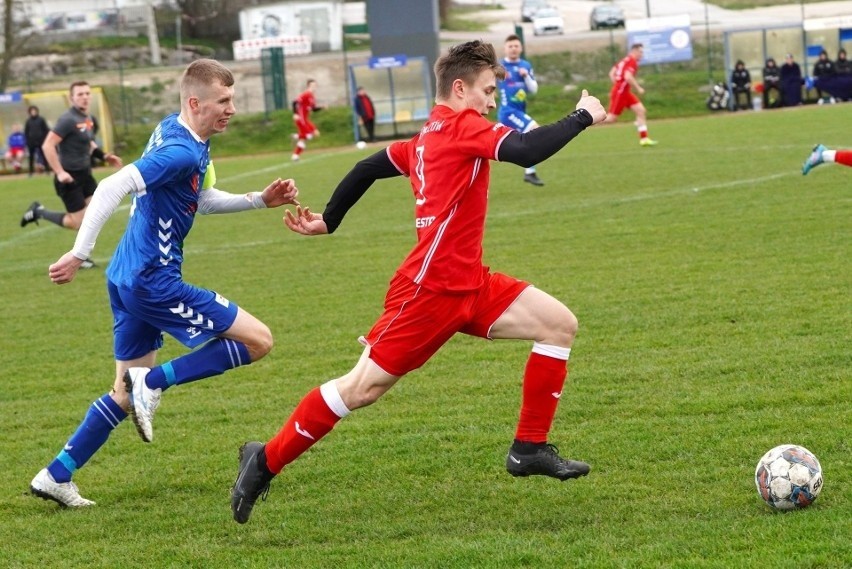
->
[346, 384, 385, 409]
[337, 372, 391, 410]
[64, 215, 81, 230]
[552, 308, 578, 345]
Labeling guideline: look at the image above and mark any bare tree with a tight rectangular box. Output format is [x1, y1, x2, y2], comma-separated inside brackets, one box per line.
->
[0, 0, 32, 92]
[439, 0, 451, 24]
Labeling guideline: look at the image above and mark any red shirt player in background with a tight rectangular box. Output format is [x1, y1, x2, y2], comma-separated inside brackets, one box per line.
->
[291, 78, 326, 161]
[603, 43, 658, 146]
[230, 40, 608, 524]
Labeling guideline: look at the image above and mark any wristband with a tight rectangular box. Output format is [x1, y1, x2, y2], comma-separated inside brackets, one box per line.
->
[570, 108, 594, 128]
[250, 192, 266, 209]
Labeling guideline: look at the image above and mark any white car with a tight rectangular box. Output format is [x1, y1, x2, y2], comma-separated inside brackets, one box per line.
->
[521, 0, 549, 22]
[531, 7, 564, 36]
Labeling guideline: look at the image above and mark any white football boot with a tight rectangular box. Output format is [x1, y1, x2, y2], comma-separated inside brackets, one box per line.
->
[30, 468, 95, 507]
[124, 367, 161, 443]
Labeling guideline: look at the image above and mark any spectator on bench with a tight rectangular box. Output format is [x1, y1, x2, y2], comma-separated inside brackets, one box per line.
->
[730, 60, 752, 110]
[762, 58, 782, 109]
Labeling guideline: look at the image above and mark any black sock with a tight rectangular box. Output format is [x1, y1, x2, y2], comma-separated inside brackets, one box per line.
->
[258, 447, 275, 479]
[41, 209, 66, 227]
[512, 439, 546, 454]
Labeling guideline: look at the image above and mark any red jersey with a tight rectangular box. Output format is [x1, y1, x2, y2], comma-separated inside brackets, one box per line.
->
[295, 90, 316, 124]
[611, 53, 639, 97]
[386, 105, 513, 293]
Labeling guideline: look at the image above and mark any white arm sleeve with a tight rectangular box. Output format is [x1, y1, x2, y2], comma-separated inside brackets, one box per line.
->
[197, 188, 266, 214]
[524, 73, 539, 95]
[70, 165, 143, 260]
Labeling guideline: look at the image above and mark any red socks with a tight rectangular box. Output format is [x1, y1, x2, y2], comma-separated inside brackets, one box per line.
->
[836, 150, 852, 167]
[264, 348, 571, 472]
[265, 387, 342, 474]
[514, 349, 569, 444]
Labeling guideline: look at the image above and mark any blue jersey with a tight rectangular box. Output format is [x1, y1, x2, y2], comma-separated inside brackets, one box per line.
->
[498, 58, 536, 114]
[106, 113, 211, 289]
[8, 131, 25, 149]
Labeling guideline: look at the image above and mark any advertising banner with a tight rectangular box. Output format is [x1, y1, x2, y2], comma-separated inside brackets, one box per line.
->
[626, 15, 693, 65]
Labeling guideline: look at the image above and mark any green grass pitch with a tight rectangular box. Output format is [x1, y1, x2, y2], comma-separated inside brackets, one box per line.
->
[0, 104, 849, 568]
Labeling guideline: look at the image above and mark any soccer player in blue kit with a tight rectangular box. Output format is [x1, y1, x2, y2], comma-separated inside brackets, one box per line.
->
[29, 59, 300, 508]
[498, 34, 545, 186]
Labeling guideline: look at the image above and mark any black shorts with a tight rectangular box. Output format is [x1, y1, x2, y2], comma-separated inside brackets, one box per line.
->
[54, 169, 97, 213]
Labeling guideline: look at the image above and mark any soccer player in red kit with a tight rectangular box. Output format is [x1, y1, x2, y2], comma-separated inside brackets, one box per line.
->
[231, 40, 607, 524]
[291, 79, 325, 161]
[604, 43, 657, 146]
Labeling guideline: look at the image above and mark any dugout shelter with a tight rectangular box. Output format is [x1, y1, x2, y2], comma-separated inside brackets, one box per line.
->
[348, 56, 432, 142]
[724, 17, 852, 108]
[0, 87, 116, 172]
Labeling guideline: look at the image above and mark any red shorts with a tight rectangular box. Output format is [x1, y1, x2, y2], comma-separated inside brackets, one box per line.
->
[608, 86, 640, 116]
[296, 119, 317, 139]
[364, 271, 531, 377]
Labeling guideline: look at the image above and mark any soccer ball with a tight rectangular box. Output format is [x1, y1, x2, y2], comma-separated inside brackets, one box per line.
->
[754, 444, 823, 510]
[356, 140, 367, 149]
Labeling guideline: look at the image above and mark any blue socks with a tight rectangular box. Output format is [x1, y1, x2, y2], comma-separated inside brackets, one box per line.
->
[145, 338, 251, 391]
[48, 394, 127, 483]
[45, 339, 250, 483]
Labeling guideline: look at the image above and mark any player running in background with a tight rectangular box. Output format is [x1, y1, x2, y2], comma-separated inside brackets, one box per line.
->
[230, 39, 607, 524]
[498, 34, 545, 186]
[20, 82, 123, 254]
[29, 59, 300, 509]
[603, 43, 658, 147]
[802, 144, 852, 174]
[291, 79, 326, 162]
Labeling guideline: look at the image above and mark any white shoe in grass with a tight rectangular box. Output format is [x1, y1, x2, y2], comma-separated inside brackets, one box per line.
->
[30, 468, 95, 507]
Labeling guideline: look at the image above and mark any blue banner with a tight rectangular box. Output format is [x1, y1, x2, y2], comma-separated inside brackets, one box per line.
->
[626, 15, 693, 65]
[368, 55, 408, 69]
[0, 91, 23, 104]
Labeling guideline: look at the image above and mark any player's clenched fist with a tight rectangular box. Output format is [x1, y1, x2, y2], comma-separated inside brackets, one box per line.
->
[575, 89, 607, 124]
[49, 252, 85, 285]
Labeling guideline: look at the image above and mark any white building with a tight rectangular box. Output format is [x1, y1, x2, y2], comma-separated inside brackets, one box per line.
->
[22, 0, 174, 32]
[238, 1, 345, 53]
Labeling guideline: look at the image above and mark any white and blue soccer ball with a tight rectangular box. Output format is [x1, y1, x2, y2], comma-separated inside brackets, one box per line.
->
[755, 444, 823, 510]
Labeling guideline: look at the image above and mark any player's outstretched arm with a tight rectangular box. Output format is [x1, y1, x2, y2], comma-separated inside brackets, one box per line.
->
[284, 205, 328, 236]
[315, 149, 401, 234]
[197, 178, 299, 214]
[498, 90, 605, 168]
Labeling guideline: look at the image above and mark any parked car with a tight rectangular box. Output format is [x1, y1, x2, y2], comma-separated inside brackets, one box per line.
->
[521, 0, 549, 23]
[590, 4, 626, 30]
[532, 7, 564, 36]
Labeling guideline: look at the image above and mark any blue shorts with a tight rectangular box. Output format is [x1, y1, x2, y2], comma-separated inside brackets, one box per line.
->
[108, 280, 240, 361]
[498, 108, 536, 133]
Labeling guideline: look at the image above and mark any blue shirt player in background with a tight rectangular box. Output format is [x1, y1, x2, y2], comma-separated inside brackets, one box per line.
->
[498, 34, 544, 186]
[30, 59, 300, 508]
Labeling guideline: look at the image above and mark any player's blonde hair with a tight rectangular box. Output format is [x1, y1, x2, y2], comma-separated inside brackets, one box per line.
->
[434, 40, 505, 101]
[180, 59, 234, 104]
